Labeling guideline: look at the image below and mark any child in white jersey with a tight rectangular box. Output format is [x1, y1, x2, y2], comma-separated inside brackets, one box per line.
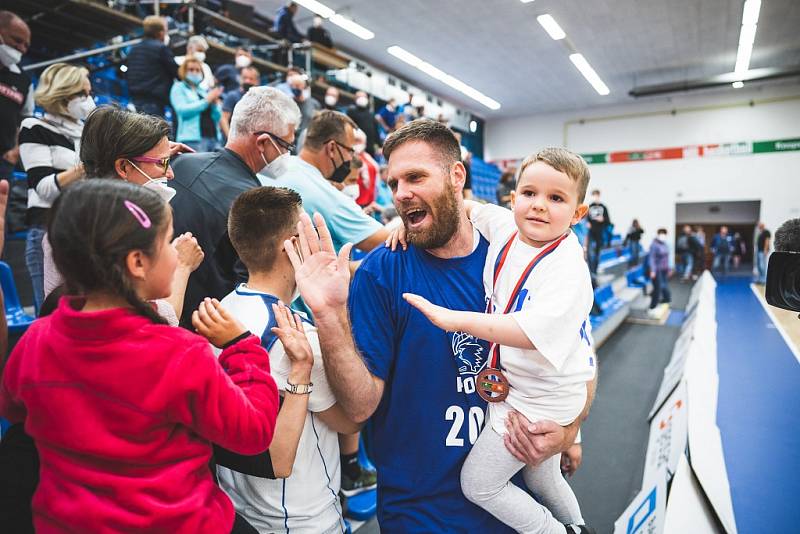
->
[214, 186, 360, 534]
[399, 148, 596, 534]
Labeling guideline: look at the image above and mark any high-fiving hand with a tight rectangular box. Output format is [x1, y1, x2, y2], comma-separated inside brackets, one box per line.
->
[284, 212, 353, 315]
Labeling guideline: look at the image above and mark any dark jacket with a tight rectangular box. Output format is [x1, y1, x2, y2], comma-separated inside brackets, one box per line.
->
[347, 105, 380, 155]
[308, 26, 333, 48]
[126, 38, 178, 104]
[273, 7, 304, 42]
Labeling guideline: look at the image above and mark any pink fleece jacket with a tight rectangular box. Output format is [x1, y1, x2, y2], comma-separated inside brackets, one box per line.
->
[0, 297, 279, 533]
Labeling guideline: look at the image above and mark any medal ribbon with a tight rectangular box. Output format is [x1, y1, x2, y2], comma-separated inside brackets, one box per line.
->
[486, 231, 569, 368]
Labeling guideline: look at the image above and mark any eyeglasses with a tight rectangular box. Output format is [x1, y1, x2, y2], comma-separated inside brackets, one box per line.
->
[254, 131, 296, 154]
[330, 140, 355, 157]
[130, 155, 171, 174]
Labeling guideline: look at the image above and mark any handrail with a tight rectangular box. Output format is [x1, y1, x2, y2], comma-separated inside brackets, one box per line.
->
[193, 4, 280, 45]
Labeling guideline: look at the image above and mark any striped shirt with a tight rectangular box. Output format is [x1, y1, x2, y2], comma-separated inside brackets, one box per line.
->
[18, 113, 82, 226]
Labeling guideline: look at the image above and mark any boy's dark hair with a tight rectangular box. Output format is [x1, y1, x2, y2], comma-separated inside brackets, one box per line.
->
[80, 105, 171, 179]
[382, 119, 461, 172]
[657, 227, 668, 234]
[48, 180, 170, 325]
[228, 187, 302, 273]
[303, 110, 357, 151]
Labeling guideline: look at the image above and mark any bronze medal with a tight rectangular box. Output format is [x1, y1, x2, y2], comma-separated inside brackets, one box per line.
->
[476, 367, 510, 402]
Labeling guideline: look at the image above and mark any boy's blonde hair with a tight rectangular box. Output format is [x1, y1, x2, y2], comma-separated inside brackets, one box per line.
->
[517, 147, 591, 203]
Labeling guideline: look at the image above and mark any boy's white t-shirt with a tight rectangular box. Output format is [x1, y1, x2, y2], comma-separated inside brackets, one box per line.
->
[213, 284, 345, 534]
[471, 203, 596, 434]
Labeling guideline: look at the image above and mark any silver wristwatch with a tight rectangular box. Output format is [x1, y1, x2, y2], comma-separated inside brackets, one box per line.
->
[285, 381, 313, 395]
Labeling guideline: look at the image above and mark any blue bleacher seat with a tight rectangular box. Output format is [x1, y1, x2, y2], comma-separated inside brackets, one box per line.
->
[592, 284, 625, 316]
[1, 260, 36, 333]
[626, 265, 648, 288]
[469, 158, 502, 202]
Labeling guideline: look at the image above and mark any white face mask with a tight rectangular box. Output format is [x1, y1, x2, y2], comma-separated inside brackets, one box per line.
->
[355, 96, 369, 108]
[259, 137, 290, 178]
[324, 95, 338, 107]
[0, 36, 22, 67]
[235, 55, 252, 68]
[193, 51, 206, 63]
[342, 184, 360, 200]
[66, 95, 96, 120]
[127, 160, 176, 203]
[303, 87, 311, 100]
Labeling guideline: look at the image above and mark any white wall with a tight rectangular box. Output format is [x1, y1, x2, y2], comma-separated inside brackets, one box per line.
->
[485, 86, 800, 250]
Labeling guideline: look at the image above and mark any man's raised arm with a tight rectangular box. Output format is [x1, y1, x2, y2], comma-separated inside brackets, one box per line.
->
[285, 212, 384, 423]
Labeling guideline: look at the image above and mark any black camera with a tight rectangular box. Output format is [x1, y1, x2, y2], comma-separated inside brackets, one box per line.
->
[766, 252, 800, 313]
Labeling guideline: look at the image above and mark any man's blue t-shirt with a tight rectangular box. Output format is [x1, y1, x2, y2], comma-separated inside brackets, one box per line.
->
[349, 236, 516, 534]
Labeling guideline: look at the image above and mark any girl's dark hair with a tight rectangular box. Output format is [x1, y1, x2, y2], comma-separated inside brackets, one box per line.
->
[80, 105, 171, 179]
[48, 180, 170, 325]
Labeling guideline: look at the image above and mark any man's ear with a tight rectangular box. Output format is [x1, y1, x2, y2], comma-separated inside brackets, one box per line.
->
[451, 160, 466, 191]
[125, 250, 148, 281]
[572, 204, 589, 225]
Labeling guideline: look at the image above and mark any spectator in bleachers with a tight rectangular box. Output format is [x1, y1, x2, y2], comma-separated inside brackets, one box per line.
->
[648, 228, 672, 317]
[347, 91, 380, 157]
[288, 73, 320, 148]
[272, 65, 303, 97]
[495, 169, 515, 208]
[216, 187, 356, 534]
[214, 47, 253, 94]
[323, 86, 344, 112]
[623, 219, 644, 267]
[375, 97, 398, 141]
[18, 63, 91, 310]
[0, 11, 33, 183]
[219, 66, 260, 138]
[170, 86, 300, 327]
[586, 188, 611, 273]
[126, 16, 178, 119]
[307, 16, 333, 48]
[266, 110, 388, 253]
[170, 56, 223, 153]
[676, 224, 701, 281]
[354, 128, 380, 209]
[398, 93, 419, 121]
[175, 35, 214, 90]
[711, 225, 733, 276]
[755, 222, 771, 284]
[273, 1, 305, 43]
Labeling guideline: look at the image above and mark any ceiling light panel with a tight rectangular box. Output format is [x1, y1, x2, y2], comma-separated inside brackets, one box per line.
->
[569, 53, 610, 95]
[536, 14, 566, 40]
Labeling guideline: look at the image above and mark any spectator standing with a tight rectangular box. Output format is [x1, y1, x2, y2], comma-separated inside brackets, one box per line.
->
[495, 169, 515, 209]
[220, 66, 260, 138]
[273, 1, 304, 43]
[214, 48, 253, 93]
[307, 16, 333, 48]
[323, 86, 344, 112]
[623, 219, 644, 267]
[19, 63, 91, 310]
[586, 189, 611, 273]
[347, 91, 380, 156]
[711, 225, 733, 276]
[354, 129, 380, 209]
[170, 86, 300, 327]
[175, 35, 214, 90]
[126, 16, 177, 118]
[288, 73, 320, 147]
[648, 228, 672, 317]
[170, 56, 223, 152]
[675, 225, 694, 280]
[0, 11, 33, 183]
[732, 231, 746, 269]
[375, 97, 398, 140]
[755, 222, 771, 284]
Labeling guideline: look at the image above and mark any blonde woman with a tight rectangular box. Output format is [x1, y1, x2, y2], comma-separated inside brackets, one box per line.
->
[18, 62, 91, 310]
[170, 55, 223, 152]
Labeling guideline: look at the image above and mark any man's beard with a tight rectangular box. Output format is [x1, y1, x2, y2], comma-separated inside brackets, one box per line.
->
[398, 180, 461, 250]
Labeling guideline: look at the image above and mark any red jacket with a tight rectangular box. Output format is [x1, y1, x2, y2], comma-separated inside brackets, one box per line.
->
[0, 297, 279, 533]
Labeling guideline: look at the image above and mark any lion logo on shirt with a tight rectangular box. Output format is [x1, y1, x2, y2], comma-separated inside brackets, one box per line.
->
[450, 331, 486, 375]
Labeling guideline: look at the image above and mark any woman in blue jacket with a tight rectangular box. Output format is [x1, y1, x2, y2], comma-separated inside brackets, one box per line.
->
[170, 56, 223, 152]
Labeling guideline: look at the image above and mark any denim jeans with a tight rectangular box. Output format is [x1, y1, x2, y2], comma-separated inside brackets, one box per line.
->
[650, 270, 672, 309]
[629, 241, 641, 266]
[25, 226, 46, 312]
[681, 252, 694, 279]
[588, 234, 603, 273]
[713, 253, 730, 275]
[756, 251, 767, 283]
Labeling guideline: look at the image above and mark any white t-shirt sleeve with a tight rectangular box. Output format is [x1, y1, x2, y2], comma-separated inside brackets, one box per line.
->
[470, 203, 516, 243]
[510, 249, 593, 371]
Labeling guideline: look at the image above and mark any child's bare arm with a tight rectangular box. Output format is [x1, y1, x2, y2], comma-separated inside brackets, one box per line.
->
[403, 293, 535, 350]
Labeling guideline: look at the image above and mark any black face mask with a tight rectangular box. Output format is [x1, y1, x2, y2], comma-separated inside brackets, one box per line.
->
[242, 83, 254, 92]
[328, 144, 351, 183]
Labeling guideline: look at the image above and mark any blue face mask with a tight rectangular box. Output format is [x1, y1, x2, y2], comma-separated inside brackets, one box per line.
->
[186, 72, 203, 85]
[291, 87, 303, 98]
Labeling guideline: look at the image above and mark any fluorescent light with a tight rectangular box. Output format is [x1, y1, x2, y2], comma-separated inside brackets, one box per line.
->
[537, 14, 566, 40]
[520, 0, 536, 3]
[742, 0, 761, 25]
[469, 120, 477, 133]
[293, 0, 335, 19]
[329, 14, 374, 40]
[569, 53, 610, 95]
[734, 0, 761, 74]
[387, 45, 501, 110]
[732, 81, 744, 89]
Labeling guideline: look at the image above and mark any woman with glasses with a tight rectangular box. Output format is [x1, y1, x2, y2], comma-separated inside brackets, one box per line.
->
[40, 105, 202, 326]
[18, 63, 92, 311]
[170, 56, 223, 152]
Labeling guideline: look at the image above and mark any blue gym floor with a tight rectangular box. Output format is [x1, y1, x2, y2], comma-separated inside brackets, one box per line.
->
[715, 276, 800, 531]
